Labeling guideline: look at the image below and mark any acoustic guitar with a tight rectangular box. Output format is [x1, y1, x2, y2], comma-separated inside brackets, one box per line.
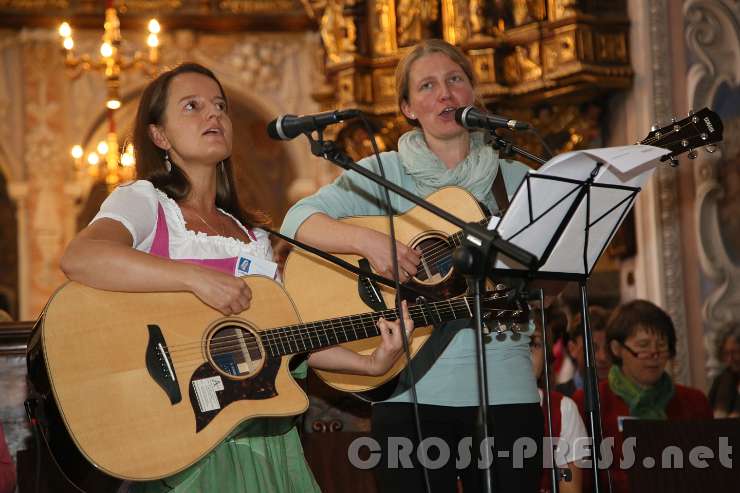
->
[282, 107, 724, 396]
[26, 275, 522, 482]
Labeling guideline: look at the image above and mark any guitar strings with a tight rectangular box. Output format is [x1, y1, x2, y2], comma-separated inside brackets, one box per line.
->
[161, 298, 519, 365]
[163, 301, 514, 372]
[166, 305, 519, 374]
[164, 297, 477, 355]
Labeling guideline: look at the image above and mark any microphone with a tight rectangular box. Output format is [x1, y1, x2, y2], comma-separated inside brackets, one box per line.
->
[454, 106, 530, 131]
[267, 109, 361, 140]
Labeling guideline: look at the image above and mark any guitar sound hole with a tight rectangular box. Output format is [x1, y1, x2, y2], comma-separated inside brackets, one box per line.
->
[412, 234, 454, 284]
[207, 321, 265, 379]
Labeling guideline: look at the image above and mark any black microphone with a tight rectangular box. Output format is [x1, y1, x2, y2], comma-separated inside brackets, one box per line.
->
[454, 106, 530, 131]
[267, 109, 361, 140]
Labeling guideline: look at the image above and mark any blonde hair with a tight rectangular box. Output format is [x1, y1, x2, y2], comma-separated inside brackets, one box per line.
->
[394, 39, 477, 127]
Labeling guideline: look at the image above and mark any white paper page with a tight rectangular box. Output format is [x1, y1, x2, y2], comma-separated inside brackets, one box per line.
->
[491, 145, 657, 274]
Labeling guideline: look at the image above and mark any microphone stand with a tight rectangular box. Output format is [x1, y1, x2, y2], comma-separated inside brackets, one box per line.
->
[489, 133, 548, 166]
[304, 129, 538, 493]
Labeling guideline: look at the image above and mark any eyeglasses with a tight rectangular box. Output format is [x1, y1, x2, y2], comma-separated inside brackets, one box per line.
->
[620, 342, 671, 360]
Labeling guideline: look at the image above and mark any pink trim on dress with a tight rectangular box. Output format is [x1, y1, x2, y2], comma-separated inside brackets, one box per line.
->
[149, 203, 237, 276]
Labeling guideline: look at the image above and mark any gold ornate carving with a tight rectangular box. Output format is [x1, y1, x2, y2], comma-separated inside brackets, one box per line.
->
[338, 70, 354, 104]
[512, 0, 546, 27]
[504, 42, 542, 84]
[547, 0, 578, 20]
[397, 0, 439, 47]
[372, 0, 397, 55]
[441, 0, 469, 45]
[320, 0, 357, 64]
[312, 0, 631, 147]
[218, 0, 296, 13]
[0, 0, 66, 7]
[595, 32, 628, 62]
[374, 69, 397, 100]
[542, 29, 577, 75]
[468, 48, 496, 84]
[116, 0, 181, 12]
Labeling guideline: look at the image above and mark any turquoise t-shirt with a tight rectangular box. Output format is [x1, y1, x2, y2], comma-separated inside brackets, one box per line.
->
[280, 140, 539, 407]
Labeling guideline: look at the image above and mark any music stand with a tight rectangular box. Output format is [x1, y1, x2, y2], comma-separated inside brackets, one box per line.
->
[487, 144, 671, 493]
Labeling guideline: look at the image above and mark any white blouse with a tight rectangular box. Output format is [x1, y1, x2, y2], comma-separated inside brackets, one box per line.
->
[92, 180, 277, 278]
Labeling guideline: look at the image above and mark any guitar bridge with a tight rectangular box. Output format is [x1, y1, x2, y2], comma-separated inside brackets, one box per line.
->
[146, 324, 182, 405]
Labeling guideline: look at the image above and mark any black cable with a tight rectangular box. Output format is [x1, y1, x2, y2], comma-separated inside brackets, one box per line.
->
[528, 127, 554, 161]
[358, 113, 432, 493]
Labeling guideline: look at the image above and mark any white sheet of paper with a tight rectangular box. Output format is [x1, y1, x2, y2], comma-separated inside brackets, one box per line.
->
[490, 145, 665, 275]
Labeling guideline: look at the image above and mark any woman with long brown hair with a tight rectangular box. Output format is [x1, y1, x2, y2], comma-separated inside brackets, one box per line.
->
[61, 62, 413, 492]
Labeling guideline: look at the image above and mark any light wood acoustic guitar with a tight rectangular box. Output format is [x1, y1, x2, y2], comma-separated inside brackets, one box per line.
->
[26, 275, 522, 483]
[283, 186, 496, 399]
[282, 107, 725, 398]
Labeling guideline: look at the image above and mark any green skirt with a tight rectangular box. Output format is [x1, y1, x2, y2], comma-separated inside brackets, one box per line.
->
[131, 362, 320, 493]
[130, 420, 320, 493]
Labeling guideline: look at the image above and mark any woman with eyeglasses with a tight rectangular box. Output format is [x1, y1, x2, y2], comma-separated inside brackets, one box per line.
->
[573, 299, 712, 493]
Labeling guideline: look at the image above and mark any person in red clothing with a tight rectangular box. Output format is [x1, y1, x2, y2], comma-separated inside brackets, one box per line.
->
[573, 299, 712, 493]
[530, 320, 589, 493]
[0, 422, 16, 493]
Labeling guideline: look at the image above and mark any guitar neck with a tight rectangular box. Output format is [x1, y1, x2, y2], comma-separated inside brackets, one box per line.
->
[447, 218, 490, 247]
[261, 297, 481, 357]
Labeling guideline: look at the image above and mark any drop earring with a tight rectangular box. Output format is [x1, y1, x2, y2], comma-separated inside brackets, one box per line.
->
[164, 150, 172, 172]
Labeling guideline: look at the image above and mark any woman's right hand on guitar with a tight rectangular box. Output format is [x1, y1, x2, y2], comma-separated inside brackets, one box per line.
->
[186, 265, 252, 315]
[360, 229, 421, 283]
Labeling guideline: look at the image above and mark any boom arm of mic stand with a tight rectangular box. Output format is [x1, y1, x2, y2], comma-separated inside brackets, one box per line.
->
[490, 135, 548, 166]
[308, 137, 539, 269]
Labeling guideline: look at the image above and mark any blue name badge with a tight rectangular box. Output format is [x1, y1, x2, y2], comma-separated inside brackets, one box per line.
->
[234, 255, 278, 279]
[237, 257, 252, 274]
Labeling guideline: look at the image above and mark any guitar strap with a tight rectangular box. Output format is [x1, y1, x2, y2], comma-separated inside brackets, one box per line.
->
[491, 168, 510, 215]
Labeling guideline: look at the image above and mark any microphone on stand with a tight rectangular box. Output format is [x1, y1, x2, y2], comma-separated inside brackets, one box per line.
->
[267, 109, 361, 140]
[454, 106, 530, 131]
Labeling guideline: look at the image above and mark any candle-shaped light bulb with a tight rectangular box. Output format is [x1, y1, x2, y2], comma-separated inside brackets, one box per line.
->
[59, 22, 71, 38]
[148, 19, 161, 34]
[71, 145, 83, 159]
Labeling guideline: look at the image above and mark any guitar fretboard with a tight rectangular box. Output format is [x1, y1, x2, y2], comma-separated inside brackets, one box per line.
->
[260, 297, 481, 357]
[447, 218, 490, 248]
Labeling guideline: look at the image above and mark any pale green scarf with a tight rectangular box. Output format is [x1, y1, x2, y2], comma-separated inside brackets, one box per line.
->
[397, 129, 499, 210]
[608, 365, 675, 419]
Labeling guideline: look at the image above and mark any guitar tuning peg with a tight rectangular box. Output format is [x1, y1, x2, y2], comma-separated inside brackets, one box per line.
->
[705, 144, 718, 153]
[650, 123, 659, 132]
[688, 108, 694, 116]
[687, 149, 698, 160]
[495, 283, 507, 292]
[671, 116, 677, 123]
[669, 155, 679, 167]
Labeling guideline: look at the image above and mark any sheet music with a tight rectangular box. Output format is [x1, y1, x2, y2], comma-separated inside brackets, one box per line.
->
[489, 145, 667, 276]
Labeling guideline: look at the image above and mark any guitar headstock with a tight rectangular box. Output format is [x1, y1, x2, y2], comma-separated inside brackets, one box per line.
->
[640, 107, 724, 165]
[480, 285, 530, 331]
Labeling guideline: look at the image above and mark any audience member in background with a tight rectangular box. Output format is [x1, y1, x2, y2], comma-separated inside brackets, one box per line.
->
[573, 300, 712, 493]
[0, 422, 15, 493]
[709, 324, 740, 418]
[543, 306, 570, 386]
[556, 305, 611, 397]
[530, 315, 588, 493]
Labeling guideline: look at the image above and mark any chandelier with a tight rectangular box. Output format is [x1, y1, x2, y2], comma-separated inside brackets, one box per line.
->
[58, 1, 161, 189]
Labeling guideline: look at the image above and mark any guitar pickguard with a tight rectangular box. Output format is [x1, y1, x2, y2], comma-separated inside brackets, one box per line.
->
[188, 356, 281, 433]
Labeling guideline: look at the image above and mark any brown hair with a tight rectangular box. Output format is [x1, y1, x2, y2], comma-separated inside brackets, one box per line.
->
[566, 305, 611, 342]
[132, 62, 269, 227]
[394, 39, 477, 127]
[606, 300, 677, 366]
